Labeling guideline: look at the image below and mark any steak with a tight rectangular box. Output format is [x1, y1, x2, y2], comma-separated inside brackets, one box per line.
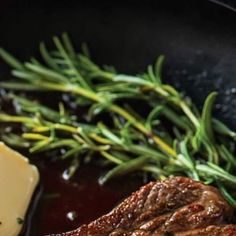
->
[49, 177, 236, 236]
[175, 225, 236, 236]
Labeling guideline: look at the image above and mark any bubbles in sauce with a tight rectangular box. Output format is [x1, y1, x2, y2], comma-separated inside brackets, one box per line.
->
[66, 211, 78, 221]
[28, 159, 144, 235]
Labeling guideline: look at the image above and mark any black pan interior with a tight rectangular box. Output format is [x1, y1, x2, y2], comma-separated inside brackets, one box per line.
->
[0, 1, 236, 128]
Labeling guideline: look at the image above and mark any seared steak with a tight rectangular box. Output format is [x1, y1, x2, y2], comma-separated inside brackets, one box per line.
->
[175, 225, 236, 236]
[49, 177, 235, 236]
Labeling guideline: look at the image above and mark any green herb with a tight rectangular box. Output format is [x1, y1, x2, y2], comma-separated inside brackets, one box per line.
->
[0, 33, 236, 207]
[16, 217, 24, 225]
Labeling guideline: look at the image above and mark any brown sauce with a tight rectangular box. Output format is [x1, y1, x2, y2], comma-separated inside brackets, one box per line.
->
[28, 159, 144, 235]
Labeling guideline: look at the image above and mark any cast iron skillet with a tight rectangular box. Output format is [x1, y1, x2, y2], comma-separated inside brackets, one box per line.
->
[0, 0, 236, 235]
[0, 0, 236, 127]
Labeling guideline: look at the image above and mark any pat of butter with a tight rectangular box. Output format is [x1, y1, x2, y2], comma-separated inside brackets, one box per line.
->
[0, 142, 39, 236]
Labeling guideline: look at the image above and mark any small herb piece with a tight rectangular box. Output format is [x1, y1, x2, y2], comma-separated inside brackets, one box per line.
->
[16, 217, 24, 225]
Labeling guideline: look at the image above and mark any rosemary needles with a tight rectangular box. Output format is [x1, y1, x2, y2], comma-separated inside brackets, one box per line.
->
[0, 33, 236, 207]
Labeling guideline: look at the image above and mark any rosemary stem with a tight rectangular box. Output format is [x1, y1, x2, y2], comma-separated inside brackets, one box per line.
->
[0, 114, 35, 124]
[153, 84, 199, 128]
[101, 151, 123, 165]
[70, 86, 101, 102]
[142, 165, 168, 176]
[38, 81, 176, 157]
[110, 104, 176, 157]
[53, 124, 78, 133]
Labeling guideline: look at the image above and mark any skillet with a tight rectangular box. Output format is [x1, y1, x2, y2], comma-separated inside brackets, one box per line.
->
[0, 0, 236, 235]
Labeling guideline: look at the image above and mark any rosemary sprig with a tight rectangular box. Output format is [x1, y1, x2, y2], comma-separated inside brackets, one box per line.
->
[0, 34, 236, 207]
[0, 95, 233, 190]
[0, 95, 169, 178]
[0, 35, 175, 157]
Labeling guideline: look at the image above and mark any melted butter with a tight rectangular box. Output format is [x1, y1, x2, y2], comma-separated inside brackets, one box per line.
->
[0, 142, 39, 236]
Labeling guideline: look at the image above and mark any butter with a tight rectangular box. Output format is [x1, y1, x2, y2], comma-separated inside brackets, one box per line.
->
[0, 142, 39, 236]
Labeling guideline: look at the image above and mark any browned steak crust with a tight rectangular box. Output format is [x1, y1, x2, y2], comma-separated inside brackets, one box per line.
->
[48, 177, 235, 236]
[176, 225, 236, 236]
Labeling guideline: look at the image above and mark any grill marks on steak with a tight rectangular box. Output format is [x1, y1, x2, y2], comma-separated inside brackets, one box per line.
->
[50, 177, 235, 236]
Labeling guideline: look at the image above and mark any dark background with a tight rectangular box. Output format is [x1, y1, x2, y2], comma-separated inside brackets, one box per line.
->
[1, 1, 236, 235]
[0, 0, 236, 127]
